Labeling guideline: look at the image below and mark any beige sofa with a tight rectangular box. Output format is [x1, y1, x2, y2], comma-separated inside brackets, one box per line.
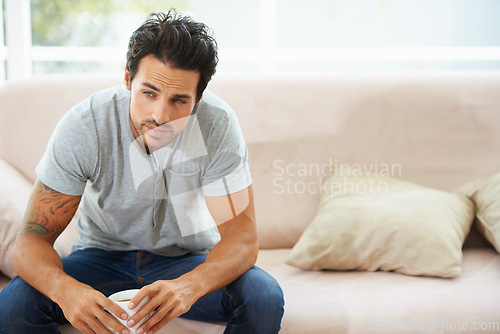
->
[1, 72, 500, 333]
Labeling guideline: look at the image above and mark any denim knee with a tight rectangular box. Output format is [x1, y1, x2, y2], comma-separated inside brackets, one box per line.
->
[0, 276, 63, 333]
[249, 269, 285, 319]
[224, 266, 285, 332]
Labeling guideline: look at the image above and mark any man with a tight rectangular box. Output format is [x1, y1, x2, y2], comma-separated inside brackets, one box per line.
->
[0, 10, 284, 334]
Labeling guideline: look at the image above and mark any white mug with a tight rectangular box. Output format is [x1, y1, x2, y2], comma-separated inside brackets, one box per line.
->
[107, 289, 151, 334]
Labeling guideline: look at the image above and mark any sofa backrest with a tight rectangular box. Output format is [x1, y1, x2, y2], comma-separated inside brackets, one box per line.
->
[1, 72, 500, 248]
[210, 72, 500, 248]
[0, 74, 123, 181]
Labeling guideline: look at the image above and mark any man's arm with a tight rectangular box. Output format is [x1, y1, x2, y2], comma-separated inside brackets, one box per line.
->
[127, 185, 258, 333]
[13, 179, 130, 334]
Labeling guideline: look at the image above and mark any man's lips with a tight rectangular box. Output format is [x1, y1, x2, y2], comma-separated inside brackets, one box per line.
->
[145, 124, 172, 138]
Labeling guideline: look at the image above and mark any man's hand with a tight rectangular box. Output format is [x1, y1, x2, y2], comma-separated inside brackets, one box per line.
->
[125, 279, 201, 334]
[55, 280, 131, 334]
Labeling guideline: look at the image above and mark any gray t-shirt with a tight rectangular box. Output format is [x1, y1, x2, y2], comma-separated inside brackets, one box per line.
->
[36, 85, 252, 256]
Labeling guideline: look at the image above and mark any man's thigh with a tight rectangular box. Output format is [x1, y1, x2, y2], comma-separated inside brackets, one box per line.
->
[139, 254, 283, 324]
[140, 252, 227, 321]
[62, 248, 138, 297]
[139, 252, 207, 283]
[181, 265, 284, 326]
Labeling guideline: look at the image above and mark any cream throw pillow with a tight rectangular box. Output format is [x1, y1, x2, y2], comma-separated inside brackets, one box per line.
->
[0, 159, 79, 279]
[286, 165, 475, 278]
[461, 172, 500, 253]
[0, 159, 33, 278]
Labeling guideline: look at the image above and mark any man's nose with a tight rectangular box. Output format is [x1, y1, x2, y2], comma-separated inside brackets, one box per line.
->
[152, 104, 170, 125]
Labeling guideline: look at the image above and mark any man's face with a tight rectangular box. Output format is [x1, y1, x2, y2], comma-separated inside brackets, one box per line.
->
[125, 55, 200, 152]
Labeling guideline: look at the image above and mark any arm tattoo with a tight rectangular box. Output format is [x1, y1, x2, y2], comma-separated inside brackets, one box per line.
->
[19, 181, 81, 242]
[20, 222, 49, 235]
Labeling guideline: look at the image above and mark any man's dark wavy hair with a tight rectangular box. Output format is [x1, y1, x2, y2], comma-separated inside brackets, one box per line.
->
[126, 9, 218, 102]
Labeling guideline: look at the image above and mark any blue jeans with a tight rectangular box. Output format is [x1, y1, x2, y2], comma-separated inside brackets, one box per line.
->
[0, 248, 284, 334]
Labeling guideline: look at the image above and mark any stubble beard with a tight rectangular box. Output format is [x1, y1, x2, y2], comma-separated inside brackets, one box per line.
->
[132, 118, 178, 153]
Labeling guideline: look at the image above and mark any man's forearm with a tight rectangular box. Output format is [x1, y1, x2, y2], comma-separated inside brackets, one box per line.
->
[185, 185, 259, 297]
[13, 233, 131, 334]
[12, 235, 80, 303]
[13, 179, 83, 303]
[183, 221, 258, 298]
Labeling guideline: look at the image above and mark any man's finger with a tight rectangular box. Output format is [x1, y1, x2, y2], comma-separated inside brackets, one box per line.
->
[102, 297, 129, 321]
[128, 287, 151, 311]
[126, 297, 159, 330]
[136, 293, 189, 334]
[148, 308, 180, 334]
[136, 304, 171, 334]
[98, 309, 130, 334]
[98, 298, 130, 334]
[86, 315, 114, 334]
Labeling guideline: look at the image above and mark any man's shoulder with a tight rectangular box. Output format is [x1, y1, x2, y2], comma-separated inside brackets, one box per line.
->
[88, 85, 130, 111]
[68, 85, 129, 125]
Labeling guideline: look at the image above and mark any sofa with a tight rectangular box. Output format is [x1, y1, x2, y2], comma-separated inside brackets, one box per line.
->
[1, 71, 500, 333]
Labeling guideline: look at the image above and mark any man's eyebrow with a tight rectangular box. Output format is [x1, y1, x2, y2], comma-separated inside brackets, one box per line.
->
[173, 94, 192, 100]
[141, 82, 192, 99]
[142, 82, 161, 92]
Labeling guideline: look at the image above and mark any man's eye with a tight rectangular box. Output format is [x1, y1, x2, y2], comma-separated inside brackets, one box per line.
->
[173, 99, 186, 104]
[144, 91, 155, 97]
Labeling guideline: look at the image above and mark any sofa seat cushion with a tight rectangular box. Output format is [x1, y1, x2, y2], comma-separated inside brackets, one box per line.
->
[3, 248, 500, 334]
[258, 248, 500, 334]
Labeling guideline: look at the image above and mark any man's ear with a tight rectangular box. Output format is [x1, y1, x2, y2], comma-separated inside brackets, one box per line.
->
[124, 68, 131, 90]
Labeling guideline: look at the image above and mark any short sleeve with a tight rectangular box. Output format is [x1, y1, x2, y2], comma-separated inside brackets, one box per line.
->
[36, 100, 97, 196]
[201, 112, 252, 197]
